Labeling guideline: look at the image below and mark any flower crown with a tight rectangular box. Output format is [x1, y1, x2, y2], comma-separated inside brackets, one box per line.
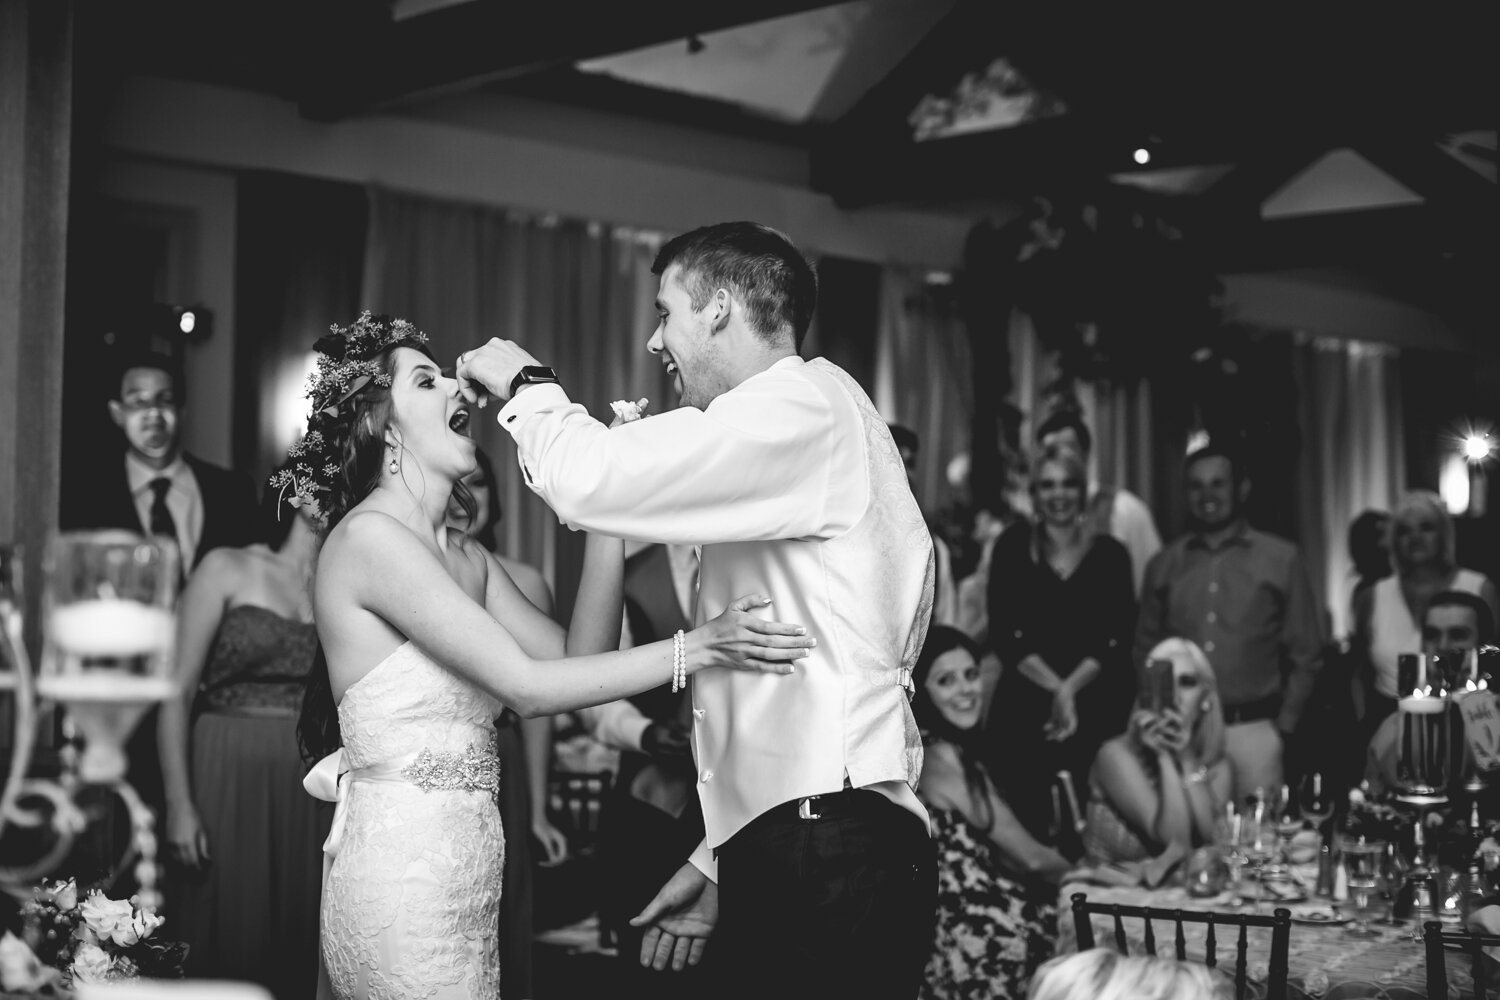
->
[267, 312, 428, 526]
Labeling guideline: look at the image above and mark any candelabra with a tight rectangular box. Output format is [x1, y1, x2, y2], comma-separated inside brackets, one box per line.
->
[0, 532, 176, 910]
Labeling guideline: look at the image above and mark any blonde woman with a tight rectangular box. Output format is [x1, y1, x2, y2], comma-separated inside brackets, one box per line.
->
[1028, 948, 1218, 1000]
[1082, 638, 1232, 867]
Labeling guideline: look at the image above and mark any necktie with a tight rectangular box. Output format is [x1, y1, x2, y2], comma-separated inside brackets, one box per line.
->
[148, 477, 178, 547]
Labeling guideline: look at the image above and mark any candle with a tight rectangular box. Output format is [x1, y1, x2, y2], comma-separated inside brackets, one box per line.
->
[49, 599, 172, 658]
[1398, 696, 1446, 715]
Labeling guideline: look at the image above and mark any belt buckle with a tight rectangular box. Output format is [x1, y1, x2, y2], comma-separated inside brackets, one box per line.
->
[797, 795, 821, 820]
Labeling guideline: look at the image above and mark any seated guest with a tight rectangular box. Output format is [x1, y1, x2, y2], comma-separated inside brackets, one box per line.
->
[1351, 490, 1499, 734]
[986, 445, 1136, 844]
[1365, 589, 1496, 796]
[1083, 638, 1233, 868]
[914, 626, 1070, 1000]
[1027, 948, 1218, 1000]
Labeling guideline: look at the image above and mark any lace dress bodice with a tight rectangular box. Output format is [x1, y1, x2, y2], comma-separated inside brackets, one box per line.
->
[320, 642, 505, 1000]
[337, 642, 502, 768]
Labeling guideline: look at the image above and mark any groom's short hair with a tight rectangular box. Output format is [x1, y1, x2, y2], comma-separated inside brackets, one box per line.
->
[653, 222, 818, 348]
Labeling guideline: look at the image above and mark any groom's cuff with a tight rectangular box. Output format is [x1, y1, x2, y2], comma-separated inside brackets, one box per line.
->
[496, 382, 572, 431]
[688, 838, 718, 884]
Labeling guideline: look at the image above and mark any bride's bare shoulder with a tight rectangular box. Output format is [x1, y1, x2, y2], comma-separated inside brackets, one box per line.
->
[319, 509, 427, 574]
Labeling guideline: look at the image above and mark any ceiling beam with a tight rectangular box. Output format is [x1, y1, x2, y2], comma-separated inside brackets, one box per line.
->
[1354, 133, 1499, 239]
[299, 0, 847, 121]
[1198, 205, 1489, 274]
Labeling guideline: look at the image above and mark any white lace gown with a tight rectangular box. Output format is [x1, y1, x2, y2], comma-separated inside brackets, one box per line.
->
[320, 642, 506, 1000]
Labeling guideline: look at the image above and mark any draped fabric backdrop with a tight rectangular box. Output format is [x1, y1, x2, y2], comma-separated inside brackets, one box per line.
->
[1293, 335, 1405, 638]
[1007, 315, 1161, 514]
[361, 186, 673, 616]
[873, 268, 973, 518]
[234, 172, 367, 486]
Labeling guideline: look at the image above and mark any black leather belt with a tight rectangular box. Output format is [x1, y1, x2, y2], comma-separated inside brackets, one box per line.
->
[1222, 694, 1281, 726]
[772, 785, 880, 822]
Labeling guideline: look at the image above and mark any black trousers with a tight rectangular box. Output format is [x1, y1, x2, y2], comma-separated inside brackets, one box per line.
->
[712, 789, 937, 1000]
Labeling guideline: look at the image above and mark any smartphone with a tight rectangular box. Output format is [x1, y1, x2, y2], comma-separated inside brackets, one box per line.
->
[1145, 657, 1176, 715]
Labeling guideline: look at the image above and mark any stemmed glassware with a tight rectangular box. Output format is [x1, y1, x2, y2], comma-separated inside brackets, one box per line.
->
[1340, 835, 1388, 937]
[1239, 795, 1278, 912]
[1300, 772, 1335, 840]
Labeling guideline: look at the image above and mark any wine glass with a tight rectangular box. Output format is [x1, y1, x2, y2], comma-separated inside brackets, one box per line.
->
[1341, 835, 1387, 937]
[1239, 802, 1278, 912]
[1299, 772, 1335, 837]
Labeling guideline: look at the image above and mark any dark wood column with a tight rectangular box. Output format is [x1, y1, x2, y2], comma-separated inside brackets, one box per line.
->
[0, 0, 72, 662]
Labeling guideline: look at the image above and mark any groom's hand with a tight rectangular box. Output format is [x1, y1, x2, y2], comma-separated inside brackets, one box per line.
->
[629, 861, 717, 971]
[455, 338, 542, 406]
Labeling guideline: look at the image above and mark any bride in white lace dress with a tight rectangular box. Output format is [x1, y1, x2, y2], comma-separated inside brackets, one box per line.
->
[280, 314, 814, 1000]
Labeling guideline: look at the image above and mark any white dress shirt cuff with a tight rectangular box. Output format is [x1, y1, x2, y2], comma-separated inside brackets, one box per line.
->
[496, 382, 572, 431]
[687, 838, 718, 884]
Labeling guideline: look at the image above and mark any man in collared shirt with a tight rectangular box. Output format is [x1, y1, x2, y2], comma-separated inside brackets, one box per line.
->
[459, 222, 936, 1000]
[61, 350, 258, 572]
[1134, 444, 1325, 800]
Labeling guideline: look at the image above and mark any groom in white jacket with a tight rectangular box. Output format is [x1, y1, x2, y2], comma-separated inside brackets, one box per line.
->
[458, 221, 936, 1000]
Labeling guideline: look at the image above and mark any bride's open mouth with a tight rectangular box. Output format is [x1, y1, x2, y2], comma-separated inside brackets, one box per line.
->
[449, 409, 471, 437]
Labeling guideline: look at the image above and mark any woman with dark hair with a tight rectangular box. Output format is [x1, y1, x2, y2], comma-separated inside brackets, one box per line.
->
[915, 625, 1069, 1000]
[158, 482, 329, 999]
[985, 445, 1136, 845]
[447, 444, 567, 1000]
[287, 313, 813, 1000]
[1347, 508, 1391, 608]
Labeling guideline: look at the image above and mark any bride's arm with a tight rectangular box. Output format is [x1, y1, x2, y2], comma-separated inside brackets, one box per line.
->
[475, 532, 623, 660]
[333, 511, 808, 717]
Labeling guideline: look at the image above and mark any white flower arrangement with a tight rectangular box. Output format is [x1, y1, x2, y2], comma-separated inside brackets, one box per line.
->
[1, 878, 184, 993]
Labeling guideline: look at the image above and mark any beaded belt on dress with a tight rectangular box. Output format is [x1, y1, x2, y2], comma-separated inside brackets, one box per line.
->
[395, 736, 501, 796]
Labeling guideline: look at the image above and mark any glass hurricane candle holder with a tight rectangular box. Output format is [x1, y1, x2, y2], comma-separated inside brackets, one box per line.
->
[39, 530, 179, 783]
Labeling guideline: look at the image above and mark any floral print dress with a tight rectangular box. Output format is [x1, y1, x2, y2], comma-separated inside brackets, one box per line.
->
[921, 807, 1058, 1000]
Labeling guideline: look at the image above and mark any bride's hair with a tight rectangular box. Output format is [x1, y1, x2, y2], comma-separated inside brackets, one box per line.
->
[288, 312, 475, 765]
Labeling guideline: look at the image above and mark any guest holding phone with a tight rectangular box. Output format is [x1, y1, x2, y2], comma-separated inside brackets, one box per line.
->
[1082, 638, 1233, 869]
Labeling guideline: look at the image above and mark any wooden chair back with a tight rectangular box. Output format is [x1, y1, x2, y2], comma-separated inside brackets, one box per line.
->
[1423, 919, 1500, 999]
[1070, 892, 1292, 1000]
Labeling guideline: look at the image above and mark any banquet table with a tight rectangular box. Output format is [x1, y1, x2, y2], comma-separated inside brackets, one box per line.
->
[1058, 873, 1492, 999]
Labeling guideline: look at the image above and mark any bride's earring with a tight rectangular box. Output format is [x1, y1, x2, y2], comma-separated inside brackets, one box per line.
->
[388, 446, 399, 476]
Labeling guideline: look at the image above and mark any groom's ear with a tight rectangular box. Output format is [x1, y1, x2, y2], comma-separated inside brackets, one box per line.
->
[709, 287, 731, 334]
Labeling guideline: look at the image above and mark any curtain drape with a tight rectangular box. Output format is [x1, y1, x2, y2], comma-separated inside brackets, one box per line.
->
[361, 186, 672, 616]
[873, 268, 973, 517]
[1293, 335, 1405, 638]
[1007, 316, 1159, 510]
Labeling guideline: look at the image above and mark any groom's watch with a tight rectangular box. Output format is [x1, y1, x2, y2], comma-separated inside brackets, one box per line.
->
[508, 365, 560, 398]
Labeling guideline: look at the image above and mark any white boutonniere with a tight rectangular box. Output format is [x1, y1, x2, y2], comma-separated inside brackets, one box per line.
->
[609, 398, 650, 425]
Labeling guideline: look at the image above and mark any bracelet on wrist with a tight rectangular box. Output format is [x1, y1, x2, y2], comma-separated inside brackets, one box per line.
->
[1184, 763, 1210, 784]
[671, 629, 686, 693]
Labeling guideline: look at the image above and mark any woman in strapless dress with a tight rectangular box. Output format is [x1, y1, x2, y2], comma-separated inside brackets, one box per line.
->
[286, 314, 815, 1000]
[159, 495, 329, 1000]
